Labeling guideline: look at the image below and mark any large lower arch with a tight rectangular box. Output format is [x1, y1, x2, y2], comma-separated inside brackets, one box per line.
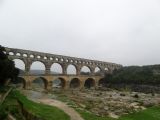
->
[11, 77, 26, 89]
[84, 78, 95, 89]
[30, 61, 46, 75]
[52, 77, 66, 89]
[98, 78, 106, 87]
[70, 78, 80, 89]
[32, 77, 48, 90]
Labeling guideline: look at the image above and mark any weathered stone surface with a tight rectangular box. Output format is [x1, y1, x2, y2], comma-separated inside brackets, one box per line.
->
[5, 47, 122, 90]
[5, 47, 122, 76]
[59, 89, 160, 117]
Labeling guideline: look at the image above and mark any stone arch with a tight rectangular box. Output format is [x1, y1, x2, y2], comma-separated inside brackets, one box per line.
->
[50, 57, 53, 60]
[78, 61, 82, 64]
[11, 77, 26, 89]
[104, 67, 109, 71]
[67, 64, 77, 75]
[3, 52, 7, 55]
[80, 66, 91, 75]
[84, 78, 95, 89]
[16, 53, 21, 56]
[65, 59, 69, 62]
[70, 59, 74, 63]
[23, 53, 28, 57]
[30, 61, 46, 74]
[74, 60, 78, 64]
[32, 77, 48, 89]
[30, 54, 35, 58]
[55, 57, 59, 61]
[103, 67, 110, 73]
[36, 55, 41, 59]
[98, 78, 106, 87]
[70, 78, 80, 89]
[94, 66, 102, 75]
[9, 52, 14, 55]
[60, 58, 64, 62]
[44, 56, 48, 60]
[94, 66, 101, 72]
[51, 63, 63, 74]
[13, 59, 25, 75]
[52, 77, 66, 89]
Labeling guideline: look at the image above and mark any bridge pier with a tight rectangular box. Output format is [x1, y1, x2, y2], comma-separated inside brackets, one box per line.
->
[23, 76, 32, 89]
[95, 78, 100, 89]
[64, 80, 70, 90]
[78, 78, 86, 90]
[76, 67, 81, 75]
[46, 81, 53, 91]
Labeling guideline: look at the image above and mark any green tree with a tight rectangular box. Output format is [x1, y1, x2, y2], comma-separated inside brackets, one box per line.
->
[0, 45, 19, 86]
[105, 65, 160, 85]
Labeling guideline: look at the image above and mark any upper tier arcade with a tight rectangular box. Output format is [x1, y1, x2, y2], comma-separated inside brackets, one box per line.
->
[5, 47, 122, 75]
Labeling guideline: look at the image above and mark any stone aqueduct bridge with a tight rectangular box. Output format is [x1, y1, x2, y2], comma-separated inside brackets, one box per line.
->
[5, 47, 122, 90]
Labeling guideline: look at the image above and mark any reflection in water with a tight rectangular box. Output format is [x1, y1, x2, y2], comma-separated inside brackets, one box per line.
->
[53, 79, 61, 88]
[52, 78, 65, 89]
[32, 77, 46, 91]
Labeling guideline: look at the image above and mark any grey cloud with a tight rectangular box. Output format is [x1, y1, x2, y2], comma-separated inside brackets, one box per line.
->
[0, 0, 160, 66]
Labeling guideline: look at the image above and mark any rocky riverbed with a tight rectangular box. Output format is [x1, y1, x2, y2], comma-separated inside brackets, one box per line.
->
[21, 88, 160, 119]
[54, 89, 160, 118]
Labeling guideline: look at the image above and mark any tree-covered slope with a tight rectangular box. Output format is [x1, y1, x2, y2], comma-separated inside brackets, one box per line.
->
[105, 65, 160, 85]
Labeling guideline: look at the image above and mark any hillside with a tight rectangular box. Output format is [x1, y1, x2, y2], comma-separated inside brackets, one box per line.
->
[105, 65, 160, 85]
[103, 65, 160, 93]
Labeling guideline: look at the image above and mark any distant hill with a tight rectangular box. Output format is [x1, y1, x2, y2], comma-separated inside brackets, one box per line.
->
[105, 64, 160, 85]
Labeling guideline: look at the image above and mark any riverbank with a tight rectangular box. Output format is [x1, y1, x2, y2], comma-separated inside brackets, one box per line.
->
[21, 88, 160, 120]
[105, 84, 160, 93]
[0, 89, 70, 120]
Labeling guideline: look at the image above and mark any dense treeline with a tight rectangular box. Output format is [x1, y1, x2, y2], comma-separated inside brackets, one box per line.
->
[0, 45, 19, 86]
[105, 65, 160, 85]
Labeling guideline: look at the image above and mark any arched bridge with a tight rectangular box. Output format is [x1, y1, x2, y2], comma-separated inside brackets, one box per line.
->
[5, 47, 122, 90]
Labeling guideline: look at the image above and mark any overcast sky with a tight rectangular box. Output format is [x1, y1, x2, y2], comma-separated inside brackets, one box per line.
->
[0, 0, 160, 66]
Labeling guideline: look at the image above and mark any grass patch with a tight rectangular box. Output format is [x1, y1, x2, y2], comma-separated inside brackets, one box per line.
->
[77, 109, 114, 120]
[119, 106, 160, 120]
[76, 106, 160, 120]
[0, 89, 24, 120]
[0, 89, 70, 120]
[13, 90, 70, 120]
[54, 92, 160, 120]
